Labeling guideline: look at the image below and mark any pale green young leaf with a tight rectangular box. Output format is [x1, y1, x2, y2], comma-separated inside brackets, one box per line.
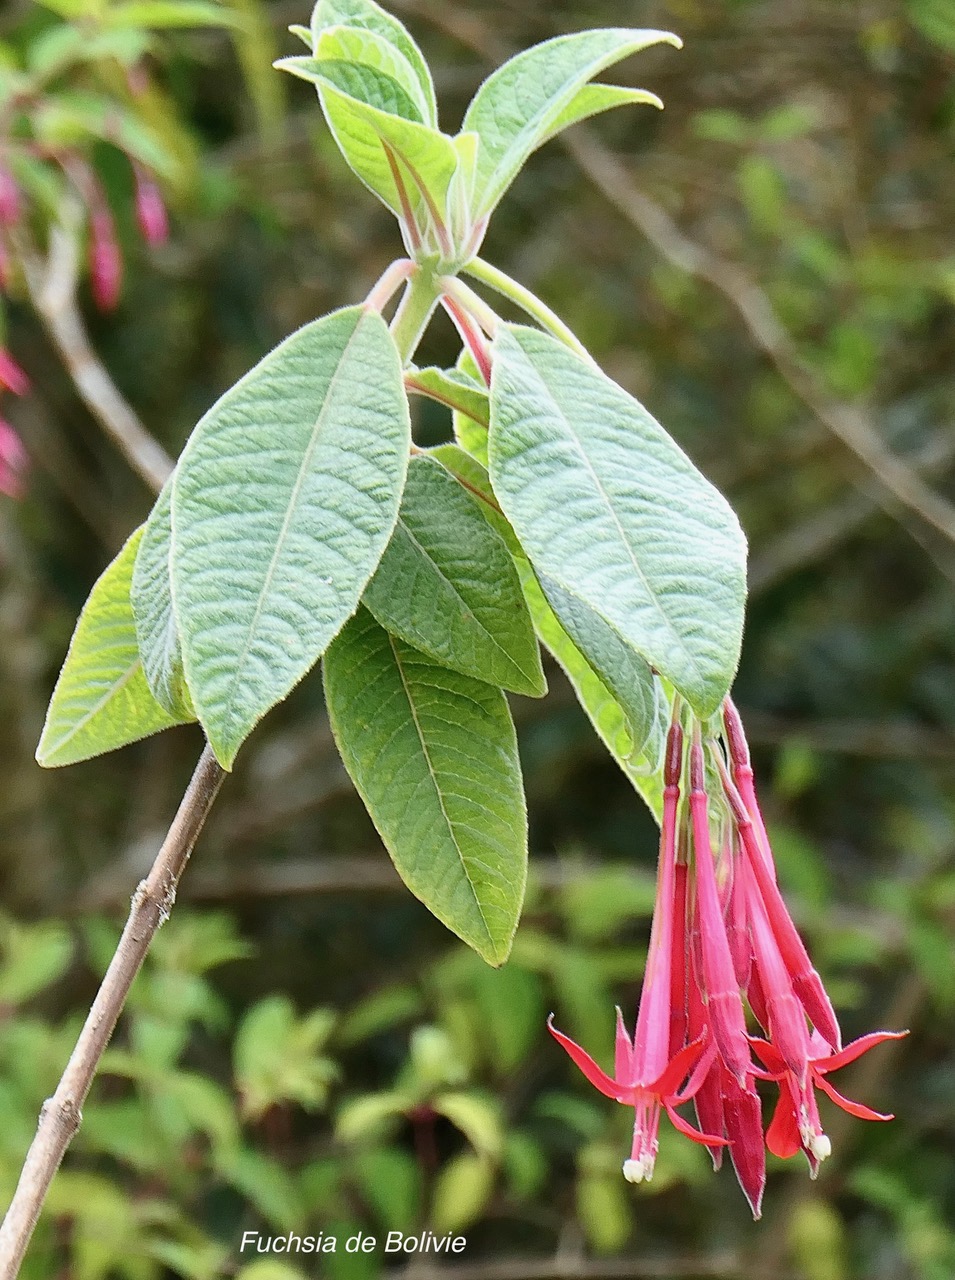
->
[275, 59, 458, 220]
[450, 349, 489, 466]
[310, 0, 436, 124]
[171, 307, 409, 769]
[539, 83, 663, 145]
[323, 607, 527, 965]
[278, 54, 421, 122]
[489, 324, 747, 718]
[462, 28, 681, 217]
[363, 454, 545, 696]
[316, 24, 433, 124]
[406, 364, 489, 428]
[131, 479, 194, 719]
[36, 529, 194, 768]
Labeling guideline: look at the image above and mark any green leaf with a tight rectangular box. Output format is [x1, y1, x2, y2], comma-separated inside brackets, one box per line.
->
[430, 442, 666, 819]
[36, 529, 193, 768]
[430, 1152, 494, 1233]
[234, 996, 336, 1120]
[279, 54, 421, 123]
[445, 350, 491, 466]
[104, 1, 243, 28]
[406, 364, 489, 430]
[131, 478, 194, 719]
[323, 607, 526, 964]
[488, 324, 747, 717]
[276, 58, 458, 223]
[315, 24, 434, 125]
[432, 1090, 503, 1159]
[462, 28, 681, 217]
[310, 0, 436, 124]
[536, 573, 656, 754]
[363, 454, 545, 696]
[171, 306, 409, 768]
[539, 82, 663, 145]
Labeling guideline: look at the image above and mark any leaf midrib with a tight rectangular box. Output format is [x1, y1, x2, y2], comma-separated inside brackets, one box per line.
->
[220, 313, 366, 736]
[395, 516, 533, 687]
[500, 339, 702, 692]
[387, 633, 496, 954]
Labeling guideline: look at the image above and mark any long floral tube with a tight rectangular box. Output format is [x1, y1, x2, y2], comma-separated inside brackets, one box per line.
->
[548, 696, 906, 1215]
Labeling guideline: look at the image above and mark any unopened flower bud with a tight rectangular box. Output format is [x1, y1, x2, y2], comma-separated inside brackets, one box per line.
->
[0, 349, 29, 396]
[90, 208, 122, 311]
[0, 167, 20, 226]
[134, 171, 168, 246]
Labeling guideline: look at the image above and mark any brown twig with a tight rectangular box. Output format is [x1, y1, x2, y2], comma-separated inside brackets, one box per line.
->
[14, 197, 173, 495]
[0, 746, 225, 1278]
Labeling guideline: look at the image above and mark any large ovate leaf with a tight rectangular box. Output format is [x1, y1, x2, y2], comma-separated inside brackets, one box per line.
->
[131, 478, 194, 719]
[489, 325, 747, 718]
[430, 443, 665, 819]
[323, 607, 527, 964]
[363, 454, 545, 696]
[36, 530, 194, 768]
[171, 306, 409, 769]
[310, 0, 436, 125]
[519, 564, 666, 822]
[462, 28, 680, 217]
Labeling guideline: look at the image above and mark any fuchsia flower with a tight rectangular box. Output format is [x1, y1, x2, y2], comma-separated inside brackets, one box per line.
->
[90, 205, 123, 311]
[548, 722, 728, 1185]
[549, 697, 905, 1217]
[133, 166, 169, 246]
[0, 348, 29, 498]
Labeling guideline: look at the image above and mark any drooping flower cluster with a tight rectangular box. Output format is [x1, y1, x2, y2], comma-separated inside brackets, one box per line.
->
[549, 698, 905, 1217]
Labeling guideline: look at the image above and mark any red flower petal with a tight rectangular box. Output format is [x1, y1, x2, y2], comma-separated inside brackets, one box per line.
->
[547, 1015, 625, 1101]
[664, 1101, 729, 1148]
[814, 1073, 893, 1122]
[816, 1030, 908, 1074]
[766, 1087, 801, 1159]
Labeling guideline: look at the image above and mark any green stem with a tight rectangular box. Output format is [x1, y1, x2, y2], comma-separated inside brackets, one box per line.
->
[389, 267, 440, 366]
[463, 257, 593, 361]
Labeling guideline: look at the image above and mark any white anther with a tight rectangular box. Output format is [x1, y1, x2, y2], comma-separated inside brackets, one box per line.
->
[623, 1156, 655, 1184]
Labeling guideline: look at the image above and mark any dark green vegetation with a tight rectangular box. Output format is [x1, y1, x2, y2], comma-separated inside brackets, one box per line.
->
[1, 1, 954, 1276]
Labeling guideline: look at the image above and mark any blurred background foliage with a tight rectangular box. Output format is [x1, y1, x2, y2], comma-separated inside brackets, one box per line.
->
[1, 0, 954, 1276]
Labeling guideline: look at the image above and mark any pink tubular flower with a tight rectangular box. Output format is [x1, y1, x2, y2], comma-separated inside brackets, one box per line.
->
[0, 166, 19, 226]
[0, 418, 28, 498]
[547, 696, 904, 1215]
[133, 167, 169, 246]
[754, 1029, 907, 1175]
[0, 349, 30, 397]
[548, 720, 728, 1184]
[90, 206, 123, 311]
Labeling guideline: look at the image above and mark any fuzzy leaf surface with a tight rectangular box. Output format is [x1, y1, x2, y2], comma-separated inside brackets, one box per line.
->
[323, 606, 526, 964]
[171, 306, 409, 768]
[131, 478, 193, 718]
[462, 28, 680, 217]
[310, 0, 436, 124]
[489, 324, 746, 717]
[363, 454, 544, 695]
[430, 443, 666, 819]
[37, 529, 193, 767]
